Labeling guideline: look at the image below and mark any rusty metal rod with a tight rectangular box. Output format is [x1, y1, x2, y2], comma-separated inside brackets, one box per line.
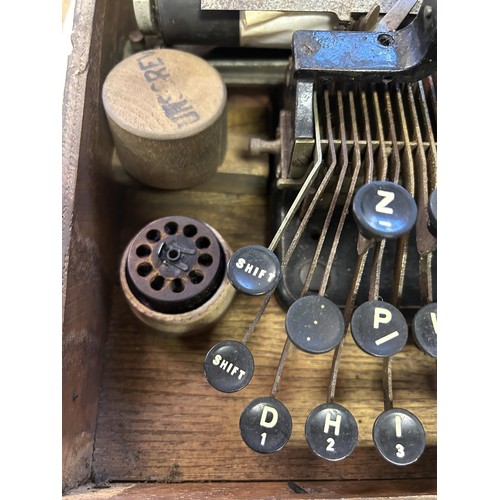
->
[327, 89, 371, 403]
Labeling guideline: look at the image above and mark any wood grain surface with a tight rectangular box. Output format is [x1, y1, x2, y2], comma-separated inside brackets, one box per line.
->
[91, 89, 437, 487]
[66, 479, 437, 499]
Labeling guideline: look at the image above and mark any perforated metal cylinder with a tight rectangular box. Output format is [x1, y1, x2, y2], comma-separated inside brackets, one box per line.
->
[120, 216, 235, 335]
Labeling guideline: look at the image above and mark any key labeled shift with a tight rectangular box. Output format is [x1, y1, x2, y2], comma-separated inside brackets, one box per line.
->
[204, 340, 254, 393]
[227, 245, 281, 295]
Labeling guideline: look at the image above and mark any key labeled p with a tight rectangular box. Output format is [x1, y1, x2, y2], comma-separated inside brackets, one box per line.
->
[374, 307, 392, 329]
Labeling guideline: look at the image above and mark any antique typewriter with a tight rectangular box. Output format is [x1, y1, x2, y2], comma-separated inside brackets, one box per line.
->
[62, 0, 437, 497]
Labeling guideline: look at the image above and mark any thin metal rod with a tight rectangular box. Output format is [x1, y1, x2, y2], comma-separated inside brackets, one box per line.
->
[417, 80, 437, 192]
[407, 81, 436, 300]
[327, 89, 371, 402]
[383, 357, 394, 410]
[240, 91, 331, 345]
[270, 339, 292, 398]
[384, 85, 401, 182]
[328, 252, 369, 403]
[319, 90, 362, 297]
[368, 240, 386, 301]
[301, 88, 340, 295]
[241, 291, 273, 345]
[390, 84, 414, 305]
[372, 87, 388, 181]
[268, 92, 323, 252]
[361, 90, 375, 184]
[268, 90, 340, 397]
[419, 253, 434, 304]
[303, 89, 347, 296]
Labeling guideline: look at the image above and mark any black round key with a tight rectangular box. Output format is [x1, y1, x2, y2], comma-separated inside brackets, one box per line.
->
[372, 408, 426, 466]
[412, 303, 437, 358]
[227, 245, 281, 296]
[352, 181, 418, 239]
[351, 300, 408, 357]
[305, 403, 358, 461]
[204, 340, 254, 393]
[239, 397, 292, 454]
[428, 188, 437, 236]
[286, 295, 345, 354]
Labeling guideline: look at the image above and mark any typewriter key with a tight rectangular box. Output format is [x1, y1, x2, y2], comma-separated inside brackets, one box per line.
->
[204, 340, 254, 393]
[352, 181, 418, 239]
[412, 303, 437, 358]
[285, 295, 344, 354]
[239, 397, 292, 454]
[305, 403, 358, 461]
[372, 408, 426, 466]
[227, 245, 281, 296]
[428, 188, 437, 236]
[351, 301, 408, 357]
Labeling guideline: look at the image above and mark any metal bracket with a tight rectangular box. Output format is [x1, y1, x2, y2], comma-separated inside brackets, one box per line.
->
[292, 0, 436, 84]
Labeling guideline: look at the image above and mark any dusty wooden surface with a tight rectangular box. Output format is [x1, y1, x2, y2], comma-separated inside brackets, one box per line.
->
[66, 480, 437, 499]
[91, 91, 437, 487]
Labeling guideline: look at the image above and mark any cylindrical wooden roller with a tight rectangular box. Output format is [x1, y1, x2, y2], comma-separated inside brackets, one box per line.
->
[102, 48, 227, 189]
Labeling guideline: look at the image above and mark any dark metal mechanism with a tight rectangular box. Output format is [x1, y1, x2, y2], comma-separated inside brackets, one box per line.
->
[264, 0, 437, 312]
[292, 0, 436, 84]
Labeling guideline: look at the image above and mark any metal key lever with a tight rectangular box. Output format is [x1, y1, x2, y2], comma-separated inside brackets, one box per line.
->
[376, 0, 419, 32]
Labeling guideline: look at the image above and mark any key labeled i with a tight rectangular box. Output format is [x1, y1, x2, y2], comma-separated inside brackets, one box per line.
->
[372, 408, 426, 466]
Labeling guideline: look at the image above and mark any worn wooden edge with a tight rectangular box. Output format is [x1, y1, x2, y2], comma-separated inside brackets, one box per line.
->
[62, 0, 137, 493]
[62, 0, 96, 302]
[64, 480, 437, 499]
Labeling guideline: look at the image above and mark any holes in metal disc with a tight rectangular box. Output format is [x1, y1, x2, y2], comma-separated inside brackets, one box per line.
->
[377, 34, 394, 46]
[170, 278, 185, 293]
[137, 263, 153, 277]
[196, 236, 211, 249]
[183, 224, 198, 237]
[198, 254, 213, 267]
[164, 221, 178, 235]
[136, 245, 152, 257]
[150, 275, 165, 291]
[146, 229, 161, 242]
[189, 270, 204, 284]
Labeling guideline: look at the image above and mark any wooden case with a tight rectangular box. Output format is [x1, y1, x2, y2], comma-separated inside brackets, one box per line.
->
[62, 1, 437, 498]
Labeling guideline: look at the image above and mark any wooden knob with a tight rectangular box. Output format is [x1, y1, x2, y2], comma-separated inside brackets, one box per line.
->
[102, 48, 227, 189]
